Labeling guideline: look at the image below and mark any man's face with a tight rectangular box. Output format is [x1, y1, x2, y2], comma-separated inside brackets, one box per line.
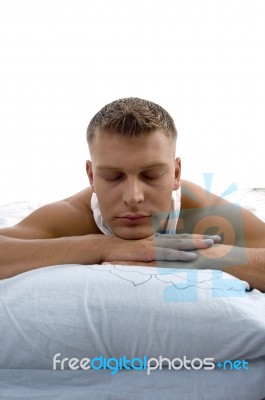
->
[87, 130, 181, 239]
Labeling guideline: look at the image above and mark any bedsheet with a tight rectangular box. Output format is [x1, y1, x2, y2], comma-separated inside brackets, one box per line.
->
[0, 360, 265, 400]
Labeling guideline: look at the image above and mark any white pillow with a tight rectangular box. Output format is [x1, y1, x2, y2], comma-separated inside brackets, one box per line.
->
[1, 264, 265, 369]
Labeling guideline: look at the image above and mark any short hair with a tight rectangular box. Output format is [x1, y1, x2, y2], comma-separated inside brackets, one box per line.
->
[86, 97, 177, 149]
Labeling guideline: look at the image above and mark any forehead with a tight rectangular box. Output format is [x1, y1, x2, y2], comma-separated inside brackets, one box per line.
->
[90, 130, 175, 167]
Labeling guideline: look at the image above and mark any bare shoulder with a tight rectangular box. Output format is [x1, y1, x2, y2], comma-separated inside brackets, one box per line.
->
[180, 179, 265, 247]
[0, 187, 102, 239]
[180, 179, 226, 209]
[63, 187, 93, 215]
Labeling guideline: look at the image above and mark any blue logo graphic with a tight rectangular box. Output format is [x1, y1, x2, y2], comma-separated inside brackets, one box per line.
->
[152, 173, 248, 302]
[216, 359, 249, 370]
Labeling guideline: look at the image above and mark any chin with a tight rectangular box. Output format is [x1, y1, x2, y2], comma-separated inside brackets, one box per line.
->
[113, 226, 153, 240]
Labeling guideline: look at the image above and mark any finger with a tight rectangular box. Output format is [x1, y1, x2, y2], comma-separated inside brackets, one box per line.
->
[154, 233, 221, 243]
[209, 235, 222, 243]
[154, 247, 197, 261]
[154, 237, 214, 250]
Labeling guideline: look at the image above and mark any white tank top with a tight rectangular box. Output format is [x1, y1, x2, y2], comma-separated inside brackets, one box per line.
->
[91, 188, 181, 235]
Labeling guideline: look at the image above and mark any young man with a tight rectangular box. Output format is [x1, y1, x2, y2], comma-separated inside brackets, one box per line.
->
[0, 97, 265, 290]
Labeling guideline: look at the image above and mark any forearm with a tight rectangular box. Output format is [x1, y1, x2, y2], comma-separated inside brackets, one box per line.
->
[191, 245, 265, 292]
[0, 233, 161, 280]
[0, 235, 104, 280]
[108, 243, 265, 292]
[224, 248, 265, 292]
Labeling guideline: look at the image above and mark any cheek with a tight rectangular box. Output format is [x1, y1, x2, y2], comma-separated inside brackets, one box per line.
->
[96, 186, 119, 211]
[92, 177, 107, 195]
[159, 176, 176, 193]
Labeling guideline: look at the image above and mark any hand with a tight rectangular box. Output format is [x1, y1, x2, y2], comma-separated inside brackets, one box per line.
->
[104, 243, 248, 272]
[102, 233, 221, 265]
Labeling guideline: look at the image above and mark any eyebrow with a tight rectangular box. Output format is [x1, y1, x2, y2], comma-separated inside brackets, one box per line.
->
[96, 163, 168, 171]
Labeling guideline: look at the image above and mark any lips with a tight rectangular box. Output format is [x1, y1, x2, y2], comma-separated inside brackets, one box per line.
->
[119, 214, 150, 219]
[117, 214, 151, 225]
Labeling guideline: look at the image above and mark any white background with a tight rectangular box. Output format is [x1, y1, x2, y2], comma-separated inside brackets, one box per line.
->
[0, 0, 264, 204]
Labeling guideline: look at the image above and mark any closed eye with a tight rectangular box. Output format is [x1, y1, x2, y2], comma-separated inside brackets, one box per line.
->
[100, 173, 165, 182]
[142, 174, 164, 181]
[101, 175, 124, 181]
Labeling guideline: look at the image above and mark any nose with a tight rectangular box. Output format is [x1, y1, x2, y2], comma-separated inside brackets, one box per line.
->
[122, 177, 144, 207]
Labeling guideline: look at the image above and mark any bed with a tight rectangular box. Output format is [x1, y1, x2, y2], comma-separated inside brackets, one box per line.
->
[0, 201, 265, 400]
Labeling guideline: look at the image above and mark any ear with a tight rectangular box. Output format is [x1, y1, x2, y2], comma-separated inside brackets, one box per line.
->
[86, 160, 95, 192]
[173, 157, 181, 190]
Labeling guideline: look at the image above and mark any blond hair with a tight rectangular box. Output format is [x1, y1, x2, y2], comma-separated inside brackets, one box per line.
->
[86, 97, 177, 148]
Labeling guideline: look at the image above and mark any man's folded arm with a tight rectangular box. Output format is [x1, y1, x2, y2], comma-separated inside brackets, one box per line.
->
[0, 234, 107, 280]
[0, 197, 105, 279]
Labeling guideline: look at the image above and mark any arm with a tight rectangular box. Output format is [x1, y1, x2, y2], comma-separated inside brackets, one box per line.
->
[180, 180, 265, 290]
[0, 233, 218, 280]
[0, 190, 104, 278]
[179, 179, 265, 249]
[0, 188, 216, 280]
[107, 243, 265, 292]
[0, 234, 104, 279]
[223, 247, 265, 292]
[180, 243, 265, 292]
[175, 244, 265, 292]
[107, 181, 265, 291]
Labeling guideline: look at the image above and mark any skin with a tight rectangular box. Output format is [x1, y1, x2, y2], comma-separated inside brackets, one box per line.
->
[0, 130, 265, 289]
[86, 130, 181, 240]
